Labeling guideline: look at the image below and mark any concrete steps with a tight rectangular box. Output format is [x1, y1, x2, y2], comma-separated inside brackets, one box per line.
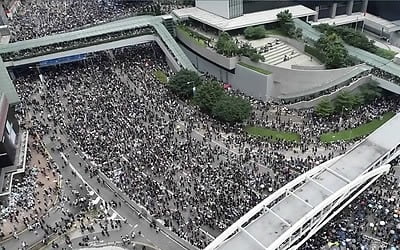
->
[256, 42, 300, 66]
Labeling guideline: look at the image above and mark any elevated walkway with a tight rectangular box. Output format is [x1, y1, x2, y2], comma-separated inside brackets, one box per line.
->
[372, 76, 400, 95]
[205, 113, 400, 250]
[294, 18, 400, 80]
[0, 15, 196, 72]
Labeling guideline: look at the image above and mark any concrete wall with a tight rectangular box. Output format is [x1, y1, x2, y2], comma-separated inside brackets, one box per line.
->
[176, 28, 238, 70]
[291, 64, 326, 70]
[180, 45, 274, 101]
[372, 76, 400, 95]
[287, 75, 371, 109]
[232, 64, 273, 101]
[180, 45, 234, 82]
[196, 0, 230, 19]
[239, 57, 361, 98]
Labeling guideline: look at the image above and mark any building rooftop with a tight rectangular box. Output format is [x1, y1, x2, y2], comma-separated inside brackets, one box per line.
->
[173, 5, 316, 32]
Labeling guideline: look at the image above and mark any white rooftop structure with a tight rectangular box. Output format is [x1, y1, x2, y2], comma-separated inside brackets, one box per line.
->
[173, 5, 316, 32]
[205, 113, 400, 250]
[311, 12, 400, 34]
[311, 12, 365, 26]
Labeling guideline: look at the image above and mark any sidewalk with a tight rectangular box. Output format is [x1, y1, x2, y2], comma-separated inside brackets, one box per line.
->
[0, 137, 60, 237]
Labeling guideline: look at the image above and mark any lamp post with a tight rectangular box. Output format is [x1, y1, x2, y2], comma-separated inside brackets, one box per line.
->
[186, 81, 196, 96]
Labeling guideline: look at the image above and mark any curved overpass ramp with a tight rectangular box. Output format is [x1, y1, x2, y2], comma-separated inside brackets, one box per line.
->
[205, 113, 400, 250]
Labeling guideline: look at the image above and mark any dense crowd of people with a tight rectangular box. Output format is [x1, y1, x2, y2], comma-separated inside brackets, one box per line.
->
[10, 42, 399, 248]
[7, 0, 173, 42]
[3, 0, 399, 249]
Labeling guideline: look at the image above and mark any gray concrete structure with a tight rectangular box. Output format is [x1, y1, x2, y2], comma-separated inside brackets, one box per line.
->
[233, 63, 273, 100]
[239, 57, 369, 99]
[0, 15, 196, 72]
[195, 0, 231, 19]
[372, 76, 400, 95]
[195, 0, 246, 19]
[180, 45, 274, 101]
[330, 2, 337, 18]
[4, 35, 181, 72]
[314, 6, 319, 22]
[286, 75, 371, 109]
[346, 0, 354, 15]
[362, 0, 369, 13]
[176, 28, 238, 70]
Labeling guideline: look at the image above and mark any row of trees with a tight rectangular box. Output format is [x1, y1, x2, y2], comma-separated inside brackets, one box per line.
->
[167, 69, 252, 123]
[315, 82, 382, 117]
[215, 32, 265, 62]
[317, 24, 376, 53]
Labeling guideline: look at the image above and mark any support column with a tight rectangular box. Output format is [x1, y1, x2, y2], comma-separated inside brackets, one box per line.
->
[362, 0, 368, 14]
[330, 3, 337, 19]
[346, 0, 354, 15]
[313, 6, 319, 22]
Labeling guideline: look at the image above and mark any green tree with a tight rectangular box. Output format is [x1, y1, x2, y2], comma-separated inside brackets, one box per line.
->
[334, 91, 356, 112]
[249, 52, 265, 62]
[276, 10, 303, 39]
[168, 69, 202, 99]
[216, 32, 238, 57]
[316, 24, 377, 53]
[244, 25, 266, 40]
[315, 99, 334, 117]
[316, 33, 350, 68]
[277, 10, 293, 28]
[352, 93, 365, 108]
[193, 81, 225, 113]
[360, 81, 382, 102]
[238, 43, 264, 62]
[212, 95, 252, 123]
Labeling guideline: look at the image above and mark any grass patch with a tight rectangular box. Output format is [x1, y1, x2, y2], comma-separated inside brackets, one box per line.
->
[374, 47, 397, 60]
[320, 112, 395, 143]
[245, 126, 301, 142]
[238, 62, 271, 75]
[155, 70, 168, 84]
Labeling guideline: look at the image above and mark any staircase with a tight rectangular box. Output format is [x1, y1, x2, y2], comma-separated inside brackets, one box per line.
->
[257, 42, 300, 66]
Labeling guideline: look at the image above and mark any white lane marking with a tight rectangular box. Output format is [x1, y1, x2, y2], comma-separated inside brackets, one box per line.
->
[60, 152, 123, 220]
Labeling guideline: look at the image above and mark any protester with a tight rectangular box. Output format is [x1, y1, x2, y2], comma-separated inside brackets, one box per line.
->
[9, 40, 398, 247]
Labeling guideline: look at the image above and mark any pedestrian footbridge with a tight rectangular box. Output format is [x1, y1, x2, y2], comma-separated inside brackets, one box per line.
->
[294, 18, 400, 95]
[205, 113, 400, 250]
[0, 15, 196, 72]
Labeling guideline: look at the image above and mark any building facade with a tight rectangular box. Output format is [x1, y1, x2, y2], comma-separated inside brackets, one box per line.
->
[0, 93, 18, 167]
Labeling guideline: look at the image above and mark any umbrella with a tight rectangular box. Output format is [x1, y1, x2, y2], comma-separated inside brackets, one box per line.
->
[369, 223, 375, 228]
[379, 221, 386, 226]
[396, 223, 400, 230]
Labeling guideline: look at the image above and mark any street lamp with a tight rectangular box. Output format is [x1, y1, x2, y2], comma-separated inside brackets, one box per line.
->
[186, 81, 196, 96]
